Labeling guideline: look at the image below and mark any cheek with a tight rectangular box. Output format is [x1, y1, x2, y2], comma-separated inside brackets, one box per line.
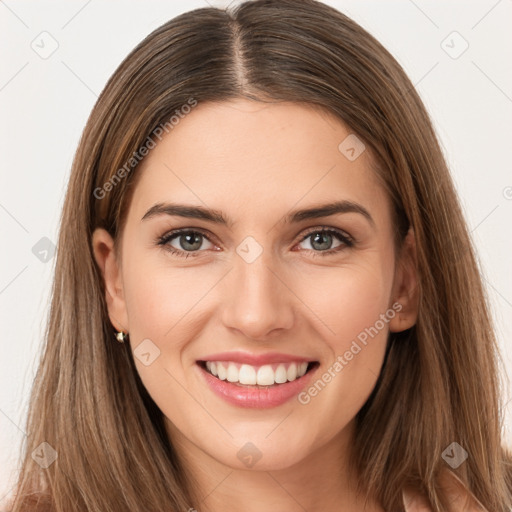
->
[292, 261, 393, 418]
[120, 256, 211, 417]
[335, 271, 390, 344]
[122, 249, 213, 339]
[123, 272, 170, 339]
[294, 259, 393, 348]
[120, 254, 223, 394]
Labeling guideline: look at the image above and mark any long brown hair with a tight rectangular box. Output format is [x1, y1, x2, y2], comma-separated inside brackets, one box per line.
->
[8, 0, 512, 510]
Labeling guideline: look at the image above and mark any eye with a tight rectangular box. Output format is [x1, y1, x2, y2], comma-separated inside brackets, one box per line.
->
[157, 229, 216, 258]
[296, 227, 354, 256]
[156, 226, 354, 259]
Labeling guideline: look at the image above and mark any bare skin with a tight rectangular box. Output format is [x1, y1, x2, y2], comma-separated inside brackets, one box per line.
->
[93, 99, 418, 512]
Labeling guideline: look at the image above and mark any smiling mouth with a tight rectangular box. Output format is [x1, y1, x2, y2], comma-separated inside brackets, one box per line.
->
[197, 360, 320, 388]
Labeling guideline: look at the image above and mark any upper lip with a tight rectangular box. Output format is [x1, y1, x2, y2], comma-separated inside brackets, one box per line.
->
[198, 351, 316, 366]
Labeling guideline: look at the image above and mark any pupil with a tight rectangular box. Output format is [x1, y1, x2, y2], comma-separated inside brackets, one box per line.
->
[311, 232, 332, 251]
[181, 233, 202, 251]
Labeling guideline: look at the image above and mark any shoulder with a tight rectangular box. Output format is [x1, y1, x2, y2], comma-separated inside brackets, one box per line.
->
[402, 469, 489, 512]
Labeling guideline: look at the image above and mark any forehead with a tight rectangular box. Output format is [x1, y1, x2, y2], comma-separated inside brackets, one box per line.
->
[127, 99, 390, 227]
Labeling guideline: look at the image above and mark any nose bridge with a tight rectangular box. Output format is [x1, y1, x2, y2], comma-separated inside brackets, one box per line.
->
[221, 239, 294, 338]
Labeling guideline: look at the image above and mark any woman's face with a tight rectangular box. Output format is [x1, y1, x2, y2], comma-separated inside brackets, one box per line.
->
[93, 99, 417, 472]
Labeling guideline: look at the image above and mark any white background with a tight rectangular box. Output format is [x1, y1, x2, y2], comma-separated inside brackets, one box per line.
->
[1, 0, 511, 504]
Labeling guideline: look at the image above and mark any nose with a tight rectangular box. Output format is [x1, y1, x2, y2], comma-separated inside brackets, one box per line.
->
[221, 250, 295, 340]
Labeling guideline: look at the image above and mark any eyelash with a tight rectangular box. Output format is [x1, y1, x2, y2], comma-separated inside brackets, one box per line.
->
[156, 226, 354, 259]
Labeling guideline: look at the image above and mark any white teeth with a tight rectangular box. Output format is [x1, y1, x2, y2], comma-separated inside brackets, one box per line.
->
[287, 363, 297, 381]
[204, 361, 311, 386]
[226, 363, 239, 383]
[274, 364, 288, 383]
[239, 364, 257, 385]
[256, 365, 275, 386]
[217, 363, 227, 380]
[298, 362, 308, 377]
[206, 361, 218, 377]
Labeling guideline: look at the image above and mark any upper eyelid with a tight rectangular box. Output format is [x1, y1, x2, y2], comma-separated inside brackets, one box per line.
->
[161, 227, 218, 245]
[160, 225, 353, 248]
[299, 225, 352, 239]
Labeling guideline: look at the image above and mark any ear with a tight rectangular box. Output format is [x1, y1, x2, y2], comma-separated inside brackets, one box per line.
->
[388, 227, 419, 333]
[92, 228, 129, 333]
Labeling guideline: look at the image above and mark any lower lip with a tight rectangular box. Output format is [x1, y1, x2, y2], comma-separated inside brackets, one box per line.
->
[197, 362, 318, 408]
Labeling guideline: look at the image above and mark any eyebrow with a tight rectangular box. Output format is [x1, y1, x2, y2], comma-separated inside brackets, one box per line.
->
[141, 200, 375, 229]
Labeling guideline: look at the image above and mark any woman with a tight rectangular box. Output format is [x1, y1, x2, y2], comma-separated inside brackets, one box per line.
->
[7, 0, 512, 510]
